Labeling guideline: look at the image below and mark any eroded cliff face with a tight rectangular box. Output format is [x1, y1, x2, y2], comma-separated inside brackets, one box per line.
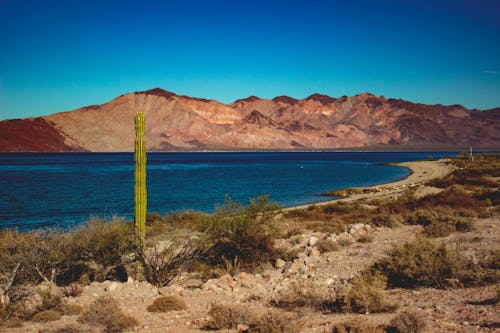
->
[1, 88, 499, 152]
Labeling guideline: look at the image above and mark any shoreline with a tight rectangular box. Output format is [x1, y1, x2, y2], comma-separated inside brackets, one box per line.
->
[285, 159, 454, 211]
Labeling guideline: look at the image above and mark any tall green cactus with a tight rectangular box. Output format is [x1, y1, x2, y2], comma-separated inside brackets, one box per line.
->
[134, 112, 147, 247]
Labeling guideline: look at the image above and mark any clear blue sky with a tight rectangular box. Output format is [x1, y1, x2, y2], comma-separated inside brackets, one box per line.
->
[0, 0, 499, 120]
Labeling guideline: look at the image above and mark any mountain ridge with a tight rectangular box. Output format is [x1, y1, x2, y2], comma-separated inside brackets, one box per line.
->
[1, 88, 499, 152]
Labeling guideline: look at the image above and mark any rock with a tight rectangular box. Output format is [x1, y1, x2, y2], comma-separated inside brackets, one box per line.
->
[275, 258, 286, 269]
[234, 272, 251, 282]
[309, 247, 320, 256]
[103, 281, 120, 292]
[127, 276, 134, 284]
[349, 223, 365, 235]
[308, 236, 319, 246]
[288, 261, 302, 273]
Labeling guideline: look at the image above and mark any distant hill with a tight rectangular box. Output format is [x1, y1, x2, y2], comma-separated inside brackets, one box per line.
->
[1, 88, 499, 152]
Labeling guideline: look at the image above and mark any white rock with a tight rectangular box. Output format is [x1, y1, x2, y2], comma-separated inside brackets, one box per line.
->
[275, 258, 286, 269]
[308, 236, 319, 246]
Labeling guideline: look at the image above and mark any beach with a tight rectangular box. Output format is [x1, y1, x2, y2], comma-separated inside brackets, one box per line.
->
[287, 159, 455, 210]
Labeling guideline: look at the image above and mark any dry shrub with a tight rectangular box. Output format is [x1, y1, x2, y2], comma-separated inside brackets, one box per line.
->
[341, 272, 396, 314]
[31, 309, 61, 322]
[146, 296, 187, 312]
[2, 318, 23, 328]
[371, 237, 466, 289]
[63, 282, 83, 297]
[358, 234, 374, 243]
[316, 238, 340, 253]
[64, 218, 133, 282]
[138, 239, 203, 287]
[305, 220, 346, 234]
[78, 296, 138, 333]
[203, 304, 253, 330]
[271, 281, 328, 310]
[422, 221, 457, 238]
[245, 311, 301, 333]
[332, 319, 387, 333]
[387, 310, 427, 333]
[338, 237, 354, 247]
[52, 325, 84, 333]
[58, 304, 83, 316]
[407, 210, 474, 237]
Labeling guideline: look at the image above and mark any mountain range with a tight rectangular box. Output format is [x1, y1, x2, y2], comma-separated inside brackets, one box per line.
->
[1, 88, 499, 152]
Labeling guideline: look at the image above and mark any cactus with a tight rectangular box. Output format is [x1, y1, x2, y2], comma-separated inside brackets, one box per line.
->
[134, 112, 147, 247]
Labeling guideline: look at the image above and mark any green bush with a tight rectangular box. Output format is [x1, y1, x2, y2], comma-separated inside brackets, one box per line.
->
[198, 196, 280, 270]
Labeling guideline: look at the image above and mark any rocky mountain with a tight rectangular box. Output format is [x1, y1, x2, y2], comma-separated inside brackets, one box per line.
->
[1, 88, 499, 152]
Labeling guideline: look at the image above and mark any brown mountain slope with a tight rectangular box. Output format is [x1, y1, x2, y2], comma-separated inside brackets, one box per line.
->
[0, 88, 499, 152]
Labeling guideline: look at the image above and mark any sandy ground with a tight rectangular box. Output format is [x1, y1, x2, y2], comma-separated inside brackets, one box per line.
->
[286, 159, 454, 210]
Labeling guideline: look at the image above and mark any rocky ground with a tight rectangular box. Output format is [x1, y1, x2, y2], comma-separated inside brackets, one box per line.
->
[2, 214, 498, 333]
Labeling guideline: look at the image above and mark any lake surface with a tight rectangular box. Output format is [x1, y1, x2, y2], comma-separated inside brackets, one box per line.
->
[0, 152, 456, 231]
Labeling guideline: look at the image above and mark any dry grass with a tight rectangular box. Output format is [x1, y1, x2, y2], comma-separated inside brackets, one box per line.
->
[341, 272, 396, 314]
[271, 281, 328, 310]
[331, 319, 387, 333]
[203, 304, 253, 330]
[146, 296, 187, 313]
[78, 296, 138, 333]
[31, 310, 61, 322]
[387, 310, 427, 333]
[245, 311, 301, 333]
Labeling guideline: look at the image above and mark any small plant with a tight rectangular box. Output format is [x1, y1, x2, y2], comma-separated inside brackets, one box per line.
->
[146, 296, 187, 312]
[78, 296, 138, 333]
[358, 234, 374, 243]
[316, 238, 340, 253]
[199, 196, 280, 270]
[63, 282, 83, 297]
[138, 239, 203, 287]
[341, 272, 396, 314]
[371, 237, 466, 289]
[31, 309, 61, 322]
[271, 281, 327, 310]
[387, 310, 427, 333]
[203, 303, 252, 330]
[331, 319, 387, 333]
[58, 304, 83, 316]
[245, 311, 301, 333]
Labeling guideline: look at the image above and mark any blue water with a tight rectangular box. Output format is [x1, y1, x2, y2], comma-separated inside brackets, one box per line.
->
[0, 152, 456, 231]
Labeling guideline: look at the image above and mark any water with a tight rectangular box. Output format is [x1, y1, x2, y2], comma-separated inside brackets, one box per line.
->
[0, 151, 455, 231]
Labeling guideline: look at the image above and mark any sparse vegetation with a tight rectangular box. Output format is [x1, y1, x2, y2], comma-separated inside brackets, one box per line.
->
[198, 195, 281, 271]
[340, 272, 396, 314]
[331, 319, 387, 333]
[78, 296, 138, 333]
[31, 309, 61, 322]
[387, 310, 427, 333]
[146, 296, 187, 312]
[203, 303, 253, 330]
[245, 311, 301, 333]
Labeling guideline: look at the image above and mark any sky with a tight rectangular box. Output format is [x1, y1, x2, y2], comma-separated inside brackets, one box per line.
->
[0, 0, 499, 120]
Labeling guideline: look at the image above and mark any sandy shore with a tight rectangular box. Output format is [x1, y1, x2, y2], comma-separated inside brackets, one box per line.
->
[286, 159, 455, 210]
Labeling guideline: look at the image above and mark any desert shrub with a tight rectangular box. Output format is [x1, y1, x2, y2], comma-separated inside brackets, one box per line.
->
[417, 186, 485, 211]
[305, 220, 346, 234]
[245, 311, 301, 333]
[331, 319, 387, 333]
[2, 318, 23, 328]
[0, 229, 65, 285]
[31, 309, 61, 322]
[203, 303, 253, 330]
[338, 237, 354, 247]
[62, 282, 83, 297]
[138, 239, 203, 287]
[371, 237, 466, 289]
[316, 238, 340, 253]
[52, 325, 84, 333]
[271, 281, 327, 310]
[455, 219, 475, 232]
[78, 296, 138, 333]
[63, 218, 133, 282]
[146, 296, 187, 312]
[341, 272, 396, 314]
[58, 303, 83, 316]
[387, 310, 427, 333]
[358, 234, 374, 243]
[198, 196, 280, 270]
[422, 221, 457, 237]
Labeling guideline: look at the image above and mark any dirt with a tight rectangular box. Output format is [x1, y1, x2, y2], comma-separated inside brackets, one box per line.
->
[2, 213, 498, 333]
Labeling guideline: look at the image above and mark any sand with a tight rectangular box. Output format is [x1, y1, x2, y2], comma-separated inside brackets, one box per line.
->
[286, 159, 455, 210]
